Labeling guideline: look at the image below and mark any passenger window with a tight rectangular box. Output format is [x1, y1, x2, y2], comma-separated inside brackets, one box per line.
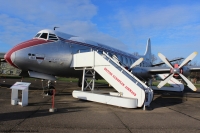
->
[131, 59, 134, 64]
[108, 52, 112, 57]
[125, 58, 128, 65]
[120, 55, 123, 62]
[122, 56, 125, 64]
[122, 56, 126, 65]
[98, 50, 103, 55]
[128, 58, 132, 65]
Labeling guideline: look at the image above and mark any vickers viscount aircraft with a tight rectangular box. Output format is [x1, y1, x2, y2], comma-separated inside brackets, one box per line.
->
[4, 29, 200, 92]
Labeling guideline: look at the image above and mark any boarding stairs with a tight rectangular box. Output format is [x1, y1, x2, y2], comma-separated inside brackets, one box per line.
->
[70, 51, 153, 108]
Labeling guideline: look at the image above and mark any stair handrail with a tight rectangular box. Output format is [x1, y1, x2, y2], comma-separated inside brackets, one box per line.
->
[101, 51, 149, 90]
[74, 49, 151, 91]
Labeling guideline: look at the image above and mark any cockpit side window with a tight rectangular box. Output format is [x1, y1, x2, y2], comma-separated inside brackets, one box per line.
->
[35, 33, 41, 38]
[40, 33, 48, 39]
[48, 33, 58, 41]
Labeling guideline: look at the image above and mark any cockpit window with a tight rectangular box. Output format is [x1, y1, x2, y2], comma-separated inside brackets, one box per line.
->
[35, 33, 41, 37]
[48, 33, 58, 41]
[40, 33, 48, 39]
[34, 32, 59, 41]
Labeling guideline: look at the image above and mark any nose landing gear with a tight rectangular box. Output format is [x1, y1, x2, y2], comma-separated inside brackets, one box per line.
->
[43, 80, 55, 96]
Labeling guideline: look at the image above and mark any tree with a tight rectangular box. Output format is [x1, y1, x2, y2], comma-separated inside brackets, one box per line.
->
[133, 52, 139, 56]
[189, 61, 200, 82]
[133, 52, 157, 64]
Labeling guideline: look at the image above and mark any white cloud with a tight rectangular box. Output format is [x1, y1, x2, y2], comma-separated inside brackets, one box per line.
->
[0, 0, 127, 52]
[0, 0, 97, 22]
[116, 5, 200, 29]
[1, 0, 200, 63]
[111, 4, 200, 62]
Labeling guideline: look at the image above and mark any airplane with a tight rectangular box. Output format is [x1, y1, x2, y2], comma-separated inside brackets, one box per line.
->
[3, 29, 200, 93]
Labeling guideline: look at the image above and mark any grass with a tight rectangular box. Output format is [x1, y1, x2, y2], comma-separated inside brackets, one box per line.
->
[0, 75, 21, 79]
[56, 77, 108, 84]
[1, 75, 200, 88]
[152, 81, 172, 87]
[0, 75, 108, 84]
[56, 77, 79, 82]
[193, 84, 200, 88]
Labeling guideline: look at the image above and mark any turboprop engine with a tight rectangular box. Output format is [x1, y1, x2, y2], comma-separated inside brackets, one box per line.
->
[157, 52, 197, 91]
[131, 67, 153, 80]
[127, 57, 154, 80]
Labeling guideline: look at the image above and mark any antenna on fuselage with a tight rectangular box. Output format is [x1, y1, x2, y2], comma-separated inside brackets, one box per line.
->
[54, 27, 59, 30]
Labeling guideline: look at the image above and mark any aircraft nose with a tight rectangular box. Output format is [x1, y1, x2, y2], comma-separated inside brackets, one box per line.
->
[11, 52, 16, 63]
[4, 50, 18, 68]
[4, 39, 49, 69]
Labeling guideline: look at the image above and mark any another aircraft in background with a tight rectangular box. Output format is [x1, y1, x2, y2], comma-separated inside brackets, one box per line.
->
[4, 29, 200, 92]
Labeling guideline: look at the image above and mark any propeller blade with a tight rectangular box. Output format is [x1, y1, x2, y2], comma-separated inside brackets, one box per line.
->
[179, 74, 197, 91]
[129, 58, 144, 69]
[158, 53, 173, 68]
[179, 52, 198, 69]
[157, 74, 174, 88]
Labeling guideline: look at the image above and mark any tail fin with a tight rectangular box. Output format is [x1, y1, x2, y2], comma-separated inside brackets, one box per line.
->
[144, 38, 152, 64]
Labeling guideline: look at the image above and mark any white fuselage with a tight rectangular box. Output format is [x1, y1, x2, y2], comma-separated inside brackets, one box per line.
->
[4, 29, 152, 80]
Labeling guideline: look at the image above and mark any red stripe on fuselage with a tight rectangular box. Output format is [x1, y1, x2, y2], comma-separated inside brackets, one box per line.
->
[5, 39, 52, 68]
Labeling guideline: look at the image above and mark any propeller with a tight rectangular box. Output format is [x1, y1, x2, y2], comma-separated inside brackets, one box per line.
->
[112, 54, 143, 70]
[157, 52, 197, 91]
[129, 57, 144, 70]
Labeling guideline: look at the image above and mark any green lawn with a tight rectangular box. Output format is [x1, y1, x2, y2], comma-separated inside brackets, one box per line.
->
[0, 75, 21, 79]
[152, 81, 172, 87]
[56, 77, 79, 82]
[193, 84, 200, 88]
[1, 75, 200, 88]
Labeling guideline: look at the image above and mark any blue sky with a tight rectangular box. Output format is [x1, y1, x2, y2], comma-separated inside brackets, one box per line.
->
[1, 0, 200, 63]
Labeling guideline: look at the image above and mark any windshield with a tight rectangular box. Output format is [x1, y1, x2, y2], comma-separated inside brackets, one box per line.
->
[34, 32, 58, 41]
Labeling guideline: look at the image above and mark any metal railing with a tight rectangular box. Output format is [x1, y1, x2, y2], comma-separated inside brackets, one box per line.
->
[75, 49, 150, 91]
[102, 51, 148, 90]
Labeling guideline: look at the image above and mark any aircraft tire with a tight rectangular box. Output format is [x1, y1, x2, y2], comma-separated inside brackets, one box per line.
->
[48, 86, 55, 95]
[44, 86, 55, 96]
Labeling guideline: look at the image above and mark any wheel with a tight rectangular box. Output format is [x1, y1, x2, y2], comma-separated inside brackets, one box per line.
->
[44, 86, 55, 96]
[48, 86, 55, 95]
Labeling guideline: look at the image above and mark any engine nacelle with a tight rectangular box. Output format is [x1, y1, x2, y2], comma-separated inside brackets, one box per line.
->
[131, 67, 153, 80]
[182, 66, 190, 77]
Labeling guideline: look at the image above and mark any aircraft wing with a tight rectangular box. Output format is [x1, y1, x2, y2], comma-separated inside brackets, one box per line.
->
[133, 66, 200, 75]
[186, 66, 200, 72]
[147, 67, 170, 74]
[152, 57, 184, 67]
[133, 66, 171, 75]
